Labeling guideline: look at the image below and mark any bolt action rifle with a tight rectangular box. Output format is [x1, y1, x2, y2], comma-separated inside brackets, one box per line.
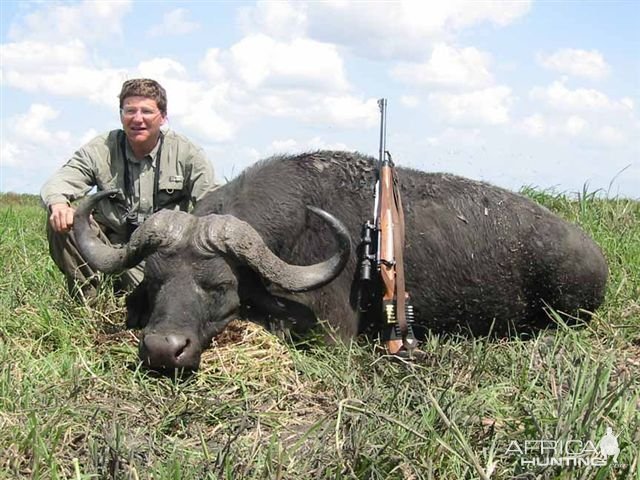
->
[360, 99, 418, 355]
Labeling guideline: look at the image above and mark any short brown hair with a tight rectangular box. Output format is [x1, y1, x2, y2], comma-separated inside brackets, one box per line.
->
[119, 78, 167, 115]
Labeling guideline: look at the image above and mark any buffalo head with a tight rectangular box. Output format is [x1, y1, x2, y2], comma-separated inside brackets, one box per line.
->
[74, 189, 351, 371]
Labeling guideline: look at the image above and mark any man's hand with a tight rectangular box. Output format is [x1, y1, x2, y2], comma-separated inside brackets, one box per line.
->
[49, 203, 75, 233]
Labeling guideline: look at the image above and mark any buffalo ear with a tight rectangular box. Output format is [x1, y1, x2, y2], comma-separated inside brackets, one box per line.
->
[125, 282, 150, 329]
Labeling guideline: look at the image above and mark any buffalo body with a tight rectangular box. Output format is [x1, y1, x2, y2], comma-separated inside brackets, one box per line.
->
[75, 151, 609, 370]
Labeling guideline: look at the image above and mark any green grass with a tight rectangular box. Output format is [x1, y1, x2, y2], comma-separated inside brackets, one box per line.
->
[1, 190, 639, 479]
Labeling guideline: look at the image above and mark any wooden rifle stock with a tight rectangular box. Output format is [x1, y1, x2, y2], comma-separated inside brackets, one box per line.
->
[378, 157, 413, 354]
[378, 161, 397, 303]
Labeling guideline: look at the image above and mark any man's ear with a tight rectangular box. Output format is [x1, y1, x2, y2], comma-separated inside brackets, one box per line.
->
[125, 282, 150, 329]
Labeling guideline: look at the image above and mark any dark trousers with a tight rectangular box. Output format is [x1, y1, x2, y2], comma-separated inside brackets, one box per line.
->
[46, 219, 144, 302]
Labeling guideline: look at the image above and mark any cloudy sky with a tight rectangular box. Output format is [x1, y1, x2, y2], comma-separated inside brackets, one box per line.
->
[1, 0, 638, 198]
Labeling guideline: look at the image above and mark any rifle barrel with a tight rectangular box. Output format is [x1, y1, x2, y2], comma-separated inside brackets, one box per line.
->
[378, 98, 387, 167]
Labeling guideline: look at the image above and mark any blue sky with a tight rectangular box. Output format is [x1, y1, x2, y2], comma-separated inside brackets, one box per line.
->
[1, 1, 638, 198]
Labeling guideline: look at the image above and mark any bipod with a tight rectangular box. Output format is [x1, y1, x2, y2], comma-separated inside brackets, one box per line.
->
[381, 298, 419, 358]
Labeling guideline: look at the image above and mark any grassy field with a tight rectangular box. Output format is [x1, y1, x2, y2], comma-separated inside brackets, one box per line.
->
[1, 190, 638, 479]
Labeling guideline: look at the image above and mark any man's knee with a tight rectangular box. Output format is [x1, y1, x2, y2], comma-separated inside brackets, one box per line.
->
[46, 219, 107, 298]
[46, 219, 144, 299]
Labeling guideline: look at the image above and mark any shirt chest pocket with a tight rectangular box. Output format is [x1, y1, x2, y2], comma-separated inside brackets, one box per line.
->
[157, 176, 186, 209]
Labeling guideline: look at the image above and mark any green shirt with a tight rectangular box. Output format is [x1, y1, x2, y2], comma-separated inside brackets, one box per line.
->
[41, 128, 216, 242]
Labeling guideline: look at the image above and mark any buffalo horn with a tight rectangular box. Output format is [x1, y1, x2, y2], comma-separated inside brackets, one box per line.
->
[74, 189, 193, 273]
[196, 206, 351, 292]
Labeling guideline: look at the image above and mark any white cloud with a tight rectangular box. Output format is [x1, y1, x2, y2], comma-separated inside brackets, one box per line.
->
[238, 0, 307, 40]
[79, 129, 99, 146]
[401, 95, 420, 108]
[429, 86, 514, 125]
[529, 80, 633, 113]
[621, 98, 634, 110]
[596, 125, 625, 146]
[160, 31, 378, 130]
[266, 136, 350, 155]
[522, 79, 638, 150]
[227, 34, 349, 91]
[12, 104, 70, 144]
[0, 142, 22, 167]
[147, 8, 200, 37]
[0, 40, 87, 72]
[239, 92, 379, 129]
[128, 58, 216, 125]
[1, 104, 76, 182]
[269, 138, 299, 152]
[537, 48, 611, 80]
[180, 109, 236, 142]
[518, 112, 629, 148]
[446, 0, 532, 28]
[3, 66, 127, 106]
[175, 81, 236, 141]
[199, 49, 227, 82]
[565, 115, 587, 136]
[0, 37, 128, 105]
[521, 113, 546, 137]
[1, 1, 132, 106]
[320, 96, 379, 127]
[264, 0, 533, 60]
[7, 0, 132, 44]
[138, 58, 189, 80]
[424, 127, 484, 147]
[129, 61, 237, 140]
[198, 32, 376, 129]
[392, 43, 493, 89]
[196, 33, 379, 130]
[0, 39, 127, 104]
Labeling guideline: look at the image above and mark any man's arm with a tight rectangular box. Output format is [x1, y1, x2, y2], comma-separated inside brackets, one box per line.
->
[41, 145, 97, 232]
[188, 146, 217, 205]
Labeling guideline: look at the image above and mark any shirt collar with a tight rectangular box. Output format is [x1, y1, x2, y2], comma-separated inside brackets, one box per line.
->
[123, 133, 163, 166]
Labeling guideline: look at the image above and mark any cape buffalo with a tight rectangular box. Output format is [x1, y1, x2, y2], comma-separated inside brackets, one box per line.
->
[74, 151, 608, 370]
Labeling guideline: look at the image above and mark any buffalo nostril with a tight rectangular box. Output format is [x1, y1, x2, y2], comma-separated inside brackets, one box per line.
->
[142, 333, 195, 368]
[162, 334, 188, 359]
[172, 336, 190, 359]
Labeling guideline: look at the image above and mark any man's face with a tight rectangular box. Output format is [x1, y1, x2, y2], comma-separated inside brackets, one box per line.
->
[120, 96, 166, 148]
